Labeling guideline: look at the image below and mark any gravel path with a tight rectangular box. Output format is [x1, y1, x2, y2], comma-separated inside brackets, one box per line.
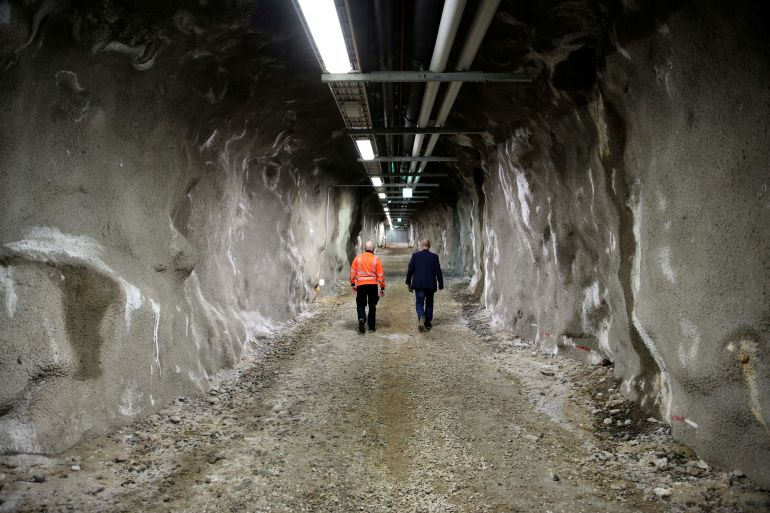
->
[1, 248, 767, 512]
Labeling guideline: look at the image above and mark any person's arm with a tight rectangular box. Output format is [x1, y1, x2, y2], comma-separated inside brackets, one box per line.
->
[406, 254, 415, 286]
[350, 256, 358, 290]
[436, 255, 444, 290]
[376, 257, 385, 296]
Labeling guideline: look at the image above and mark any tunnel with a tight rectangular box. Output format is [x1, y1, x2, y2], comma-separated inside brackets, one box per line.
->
[0, 0, 769, 510]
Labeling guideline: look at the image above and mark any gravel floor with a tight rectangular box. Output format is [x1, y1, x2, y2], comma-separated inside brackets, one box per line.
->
[1, 248, 768, 513]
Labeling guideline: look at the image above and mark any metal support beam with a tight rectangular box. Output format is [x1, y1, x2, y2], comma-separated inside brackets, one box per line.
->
[323, 71, 536, 83]
[346, 127, 484, 136]
[358, 156, 456, 163]
[369, 173, 448, 178]
[380, 183, 438, 188]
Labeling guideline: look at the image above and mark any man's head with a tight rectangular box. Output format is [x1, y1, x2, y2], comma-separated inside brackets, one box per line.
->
[365, 240, 375, 252]
[421, 239, 431, 250]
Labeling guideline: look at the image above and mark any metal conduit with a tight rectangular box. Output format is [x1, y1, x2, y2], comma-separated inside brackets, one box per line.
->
[414, 0, 501, 183]
[407, 0, 467, 178]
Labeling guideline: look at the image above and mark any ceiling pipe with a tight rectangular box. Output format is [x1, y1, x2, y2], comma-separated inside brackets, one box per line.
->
[407, 0, 467, 179]
[373, 0, 395, 160]
[415, 0, 501, 183]
[400, 0, 443, 167]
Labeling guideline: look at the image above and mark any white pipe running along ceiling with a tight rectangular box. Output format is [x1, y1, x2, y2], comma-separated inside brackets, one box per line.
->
[413, 0, 502, 183]
[408, 0, 467, 175]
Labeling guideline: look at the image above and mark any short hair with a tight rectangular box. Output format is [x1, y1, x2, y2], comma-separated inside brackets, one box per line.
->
[364, 240, 375, 251]
[421, 239, 430, 248]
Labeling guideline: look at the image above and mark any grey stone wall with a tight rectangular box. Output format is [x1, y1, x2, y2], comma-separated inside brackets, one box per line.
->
[0, 1, 362, 453]
[426, 0, 770, 486]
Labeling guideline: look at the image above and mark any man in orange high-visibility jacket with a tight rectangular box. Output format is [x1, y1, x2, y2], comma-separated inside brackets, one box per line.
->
[350, 240, 385, 334]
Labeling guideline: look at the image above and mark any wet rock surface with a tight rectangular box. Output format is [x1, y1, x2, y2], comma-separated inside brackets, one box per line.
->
[1, 249, 767, 512]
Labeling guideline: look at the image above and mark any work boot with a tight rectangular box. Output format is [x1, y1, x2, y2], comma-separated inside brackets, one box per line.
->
[368, 325, 376, 332]
[358, 319, 365, 334]
[418, 317, 425, 332]
[424, 321, 432, 330]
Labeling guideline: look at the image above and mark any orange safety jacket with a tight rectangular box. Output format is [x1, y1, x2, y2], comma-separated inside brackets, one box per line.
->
[350, 250, 385, 289]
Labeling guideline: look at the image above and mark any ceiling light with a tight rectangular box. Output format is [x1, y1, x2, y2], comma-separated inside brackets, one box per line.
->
[397, 218, 402, 222]
[378, 192, 386, 199]
[355, 139, 375, 161]
[402, 187, 413, 198]
[296, 0, 352, 73]
[371, 176, 383, 187]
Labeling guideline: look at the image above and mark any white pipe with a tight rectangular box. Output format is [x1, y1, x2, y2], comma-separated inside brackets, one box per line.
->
[416, 0, 501, 180]
[407, 0, 466, 180]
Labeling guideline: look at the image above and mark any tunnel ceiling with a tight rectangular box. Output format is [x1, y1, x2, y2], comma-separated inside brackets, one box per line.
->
[0, 0, 698, 228]
[287, 0, 701, 229]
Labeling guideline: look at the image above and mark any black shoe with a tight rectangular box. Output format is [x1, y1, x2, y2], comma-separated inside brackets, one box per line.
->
[368, 326, 376, 332]
[418, 317, 425, 332]
[424, 322, 432, 330]
[358, 319, 365, 334]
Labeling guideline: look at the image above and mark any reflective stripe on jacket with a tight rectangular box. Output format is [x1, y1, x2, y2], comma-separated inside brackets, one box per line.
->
[350, 251, 385, 288]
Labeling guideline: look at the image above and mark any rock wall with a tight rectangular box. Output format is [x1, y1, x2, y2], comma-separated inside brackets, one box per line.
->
[0, 0, 364, 453]
[423, 0, 770, 486]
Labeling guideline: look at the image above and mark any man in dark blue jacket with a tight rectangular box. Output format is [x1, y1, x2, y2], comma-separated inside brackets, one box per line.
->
[405, 239, 444, 331]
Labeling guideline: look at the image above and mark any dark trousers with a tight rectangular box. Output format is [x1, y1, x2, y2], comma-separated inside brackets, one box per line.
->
[414, 288, 435, 323]
[356, 285, 379, 328]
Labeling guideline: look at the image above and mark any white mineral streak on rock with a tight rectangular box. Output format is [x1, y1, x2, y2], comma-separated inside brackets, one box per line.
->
[587, 167, 598, 229]
[3, 228, 143, 325]
[633, 312, 672, 420]
[498, 159, 535, 262]
[515, 169, 532, 230]
[119, 278, 144, 329]
[149, 299, 161, 375]
[581, 281, 601, 332]
[631, 194, 643, 294]
[482, 224, 498, 310]
[677, 317, 701, 367]
[241, 310, 275, 341]
[441, 228, 448, 257]
[547, 200, 558, 269]
[0, 266, 18, 318]
[119, 383, 142, 416]
[658, 246, 676, 283]
[200, 129, 219, 152]
[0, 419, 42, 453]
[5, 227, 106, 269]
[654, 56, 675, 96]
[226, 227, 237, 276]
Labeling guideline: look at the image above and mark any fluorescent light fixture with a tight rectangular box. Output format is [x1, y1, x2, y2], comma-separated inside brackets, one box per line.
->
[378, 192, 386, 199]
[296, 0, 352, 73]
[397, 218, 402, 222]
[371, 176, 383, 187]
[402, 187, 413, 198]
[355, 139, 375, 160]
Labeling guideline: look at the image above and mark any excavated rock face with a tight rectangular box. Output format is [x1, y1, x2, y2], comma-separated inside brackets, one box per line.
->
[0, 0, 768, 491]
[0, 0, 370, 453]
[413, 0, 770, 487]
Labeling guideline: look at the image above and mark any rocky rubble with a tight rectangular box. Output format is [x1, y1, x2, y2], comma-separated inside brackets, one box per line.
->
[456, 282, 770, 513]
